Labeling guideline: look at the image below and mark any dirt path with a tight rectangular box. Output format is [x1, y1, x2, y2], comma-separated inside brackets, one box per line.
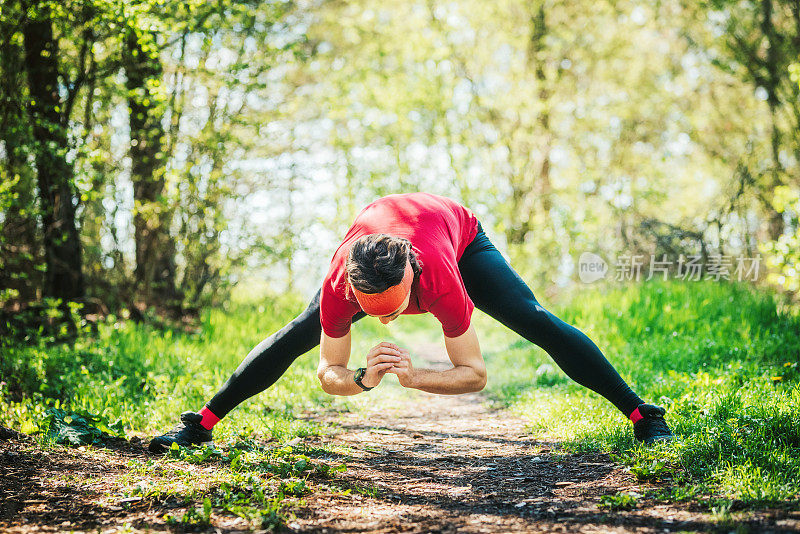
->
[295, 390, 800, 533]
[298, 392, 626, 533]
[1, 345, 798, 533]
[290, 347, 800, 533]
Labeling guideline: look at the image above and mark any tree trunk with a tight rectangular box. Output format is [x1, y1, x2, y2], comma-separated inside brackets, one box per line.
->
[761, 0, 785, 240]
[530, 4, 553, 218]
[506, 3, 553, 246]
[123, 28, 181, 311]
[0, 0, 39, 308]
[21, 1, 84, 302]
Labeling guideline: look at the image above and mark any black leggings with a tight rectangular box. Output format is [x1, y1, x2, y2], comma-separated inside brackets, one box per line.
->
[206, 223, 643, 418]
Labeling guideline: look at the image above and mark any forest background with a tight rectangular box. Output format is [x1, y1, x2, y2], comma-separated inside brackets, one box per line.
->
[2, 0, 800, 317]
[2, 0, 800, 530]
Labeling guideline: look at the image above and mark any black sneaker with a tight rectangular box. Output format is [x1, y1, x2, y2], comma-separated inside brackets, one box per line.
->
[633, 404, 674, 445]
[148, 411, 213, 453]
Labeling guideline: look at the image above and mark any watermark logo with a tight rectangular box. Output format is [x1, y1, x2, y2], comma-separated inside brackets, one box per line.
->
[578, 252, 608, 283]
[578, 252, 761, 283]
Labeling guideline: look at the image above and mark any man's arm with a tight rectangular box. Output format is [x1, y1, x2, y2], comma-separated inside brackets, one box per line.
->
[388, 324, 486, 394]
[317, 331, 402, 395]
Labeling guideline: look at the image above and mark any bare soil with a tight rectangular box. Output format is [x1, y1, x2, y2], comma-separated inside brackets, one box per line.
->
[292, 393, 800, 533]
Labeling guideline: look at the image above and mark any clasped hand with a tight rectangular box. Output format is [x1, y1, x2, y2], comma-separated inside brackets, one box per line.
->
[361, 341, 415, 388]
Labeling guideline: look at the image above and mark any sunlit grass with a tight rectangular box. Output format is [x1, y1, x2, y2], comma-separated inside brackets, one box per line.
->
[481, 279, 800, 505]
[0, 290, 387, 529]
[2, 278, 799, 510]
[0, 289, 426, 441]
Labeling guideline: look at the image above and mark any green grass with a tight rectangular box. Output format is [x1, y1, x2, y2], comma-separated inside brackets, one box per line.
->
[2, 293, 323, 438]
[480, 279, 800, 506]
[0, 289, 417, 435]
[2, 278, 799, 516]
[0, 290, 393, 529]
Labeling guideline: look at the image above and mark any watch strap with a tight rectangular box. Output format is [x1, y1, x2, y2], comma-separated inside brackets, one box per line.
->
[354, 367, 373, 391]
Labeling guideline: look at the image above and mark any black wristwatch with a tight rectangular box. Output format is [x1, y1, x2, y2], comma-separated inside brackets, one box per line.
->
[353, 367, 373, 391]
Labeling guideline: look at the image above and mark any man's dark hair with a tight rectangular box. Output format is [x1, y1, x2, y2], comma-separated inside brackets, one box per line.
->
[346, 234, 420, 294]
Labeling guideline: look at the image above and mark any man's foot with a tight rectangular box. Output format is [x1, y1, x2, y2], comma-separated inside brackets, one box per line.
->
[148, 411, 213, 453]
[633, 404, 674, 444]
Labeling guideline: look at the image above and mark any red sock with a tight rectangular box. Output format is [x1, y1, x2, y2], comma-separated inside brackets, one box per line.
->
[628, 406, 644, 424]
[198, 406, 220, 430]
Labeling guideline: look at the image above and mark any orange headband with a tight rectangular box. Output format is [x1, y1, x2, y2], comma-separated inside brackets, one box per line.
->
[352, 260, 414, 316]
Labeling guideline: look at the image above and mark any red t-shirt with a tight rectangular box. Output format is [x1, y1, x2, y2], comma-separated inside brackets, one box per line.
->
[320, 193, 479, 338]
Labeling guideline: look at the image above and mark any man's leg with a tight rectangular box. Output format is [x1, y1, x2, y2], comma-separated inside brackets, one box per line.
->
[150, 289, 365, 451]
[207, 289, 366, 418]
[457, 225, 644, 416]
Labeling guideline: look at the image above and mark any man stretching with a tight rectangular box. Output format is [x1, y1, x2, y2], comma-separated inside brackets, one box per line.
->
[150, 192, 672, 451]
